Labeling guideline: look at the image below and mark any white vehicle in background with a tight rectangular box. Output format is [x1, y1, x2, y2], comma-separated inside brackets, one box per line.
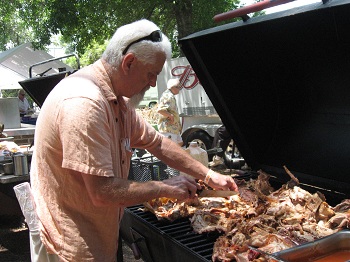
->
[140, 57, 243, 168]
[138, 87, 158, 108]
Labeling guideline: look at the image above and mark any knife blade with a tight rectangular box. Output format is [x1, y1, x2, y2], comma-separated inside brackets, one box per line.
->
[199, 189, 238, 197]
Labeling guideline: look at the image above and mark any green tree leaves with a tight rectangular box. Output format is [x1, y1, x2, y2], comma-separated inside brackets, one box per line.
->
[1, 0, 256, 59]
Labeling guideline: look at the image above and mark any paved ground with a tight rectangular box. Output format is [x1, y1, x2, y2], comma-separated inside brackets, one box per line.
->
[0, 215, 30, 262]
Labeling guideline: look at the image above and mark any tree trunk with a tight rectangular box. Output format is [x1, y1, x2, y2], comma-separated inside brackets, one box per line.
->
[173, 0, 193, 39]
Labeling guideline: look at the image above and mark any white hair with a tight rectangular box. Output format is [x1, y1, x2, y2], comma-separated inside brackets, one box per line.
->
[102, 19, 172, 67]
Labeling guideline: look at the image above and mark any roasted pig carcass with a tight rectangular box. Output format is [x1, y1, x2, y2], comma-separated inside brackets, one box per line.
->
[143, 168, 350, 262]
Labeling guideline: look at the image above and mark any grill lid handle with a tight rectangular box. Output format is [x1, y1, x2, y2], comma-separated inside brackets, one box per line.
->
[213, 0, 296, 22]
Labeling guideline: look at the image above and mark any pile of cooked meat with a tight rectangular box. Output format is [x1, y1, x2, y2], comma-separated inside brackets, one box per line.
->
[143, 167, 350, 262]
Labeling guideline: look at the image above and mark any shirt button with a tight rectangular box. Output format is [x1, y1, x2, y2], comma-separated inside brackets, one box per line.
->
[116, 118, 118, 123]
[122, 160, 125, 164]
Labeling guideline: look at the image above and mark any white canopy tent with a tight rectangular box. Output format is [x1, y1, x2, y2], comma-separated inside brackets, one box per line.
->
[0, 43, 73, 92]
[0, 65, 25, 90]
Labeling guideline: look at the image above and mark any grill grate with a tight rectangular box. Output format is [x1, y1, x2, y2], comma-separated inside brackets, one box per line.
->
[121, 205, 220, 262]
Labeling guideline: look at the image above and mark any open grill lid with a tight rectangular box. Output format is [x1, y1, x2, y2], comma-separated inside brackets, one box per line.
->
[18, 54, 79, 108]
[178, 0, 350, 196]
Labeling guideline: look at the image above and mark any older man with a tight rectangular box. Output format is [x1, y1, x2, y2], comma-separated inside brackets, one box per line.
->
[30, 19, 238, 261]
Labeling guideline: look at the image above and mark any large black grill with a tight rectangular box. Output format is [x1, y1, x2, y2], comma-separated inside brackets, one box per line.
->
[121, 2, 350, 260]
[120, 174, 348, 262]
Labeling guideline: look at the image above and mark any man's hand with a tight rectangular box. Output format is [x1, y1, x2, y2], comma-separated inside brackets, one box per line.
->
[206, 171, 239, 192]
[160, 175, 201, 201]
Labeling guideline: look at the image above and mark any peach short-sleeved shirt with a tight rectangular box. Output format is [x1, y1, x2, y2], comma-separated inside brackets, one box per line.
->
[30, 60, 162, 261]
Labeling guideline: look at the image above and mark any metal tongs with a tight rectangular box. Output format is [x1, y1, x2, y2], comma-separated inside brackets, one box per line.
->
[248, 246, 286, 262]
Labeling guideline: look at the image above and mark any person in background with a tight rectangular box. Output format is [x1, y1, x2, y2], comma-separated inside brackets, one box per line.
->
[157, 78, 183, 146]
[17, 89, 30, 117]
[30, 19, 238, 262]
[209, 125, 231, 167]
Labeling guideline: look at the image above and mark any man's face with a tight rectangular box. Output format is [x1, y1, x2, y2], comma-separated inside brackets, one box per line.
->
[19, 93, 25, 101]
[128, 52, 165, 107]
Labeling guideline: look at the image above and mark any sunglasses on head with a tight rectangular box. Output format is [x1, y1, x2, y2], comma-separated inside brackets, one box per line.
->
[122, 30, 163, 55]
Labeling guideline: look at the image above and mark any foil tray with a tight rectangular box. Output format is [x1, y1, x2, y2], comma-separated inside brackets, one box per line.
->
[274, 230, 350, 262]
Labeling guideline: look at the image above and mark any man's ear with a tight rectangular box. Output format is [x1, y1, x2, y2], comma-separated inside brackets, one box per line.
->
[121, 53, 135, 75]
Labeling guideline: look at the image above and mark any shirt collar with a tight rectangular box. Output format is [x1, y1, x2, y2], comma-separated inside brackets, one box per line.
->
[92, 60, 128, 111]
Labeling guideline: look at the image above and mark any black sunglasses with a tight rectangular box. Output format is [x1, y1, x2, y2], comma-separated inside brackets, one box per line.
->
[122, 30, 163, 55]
